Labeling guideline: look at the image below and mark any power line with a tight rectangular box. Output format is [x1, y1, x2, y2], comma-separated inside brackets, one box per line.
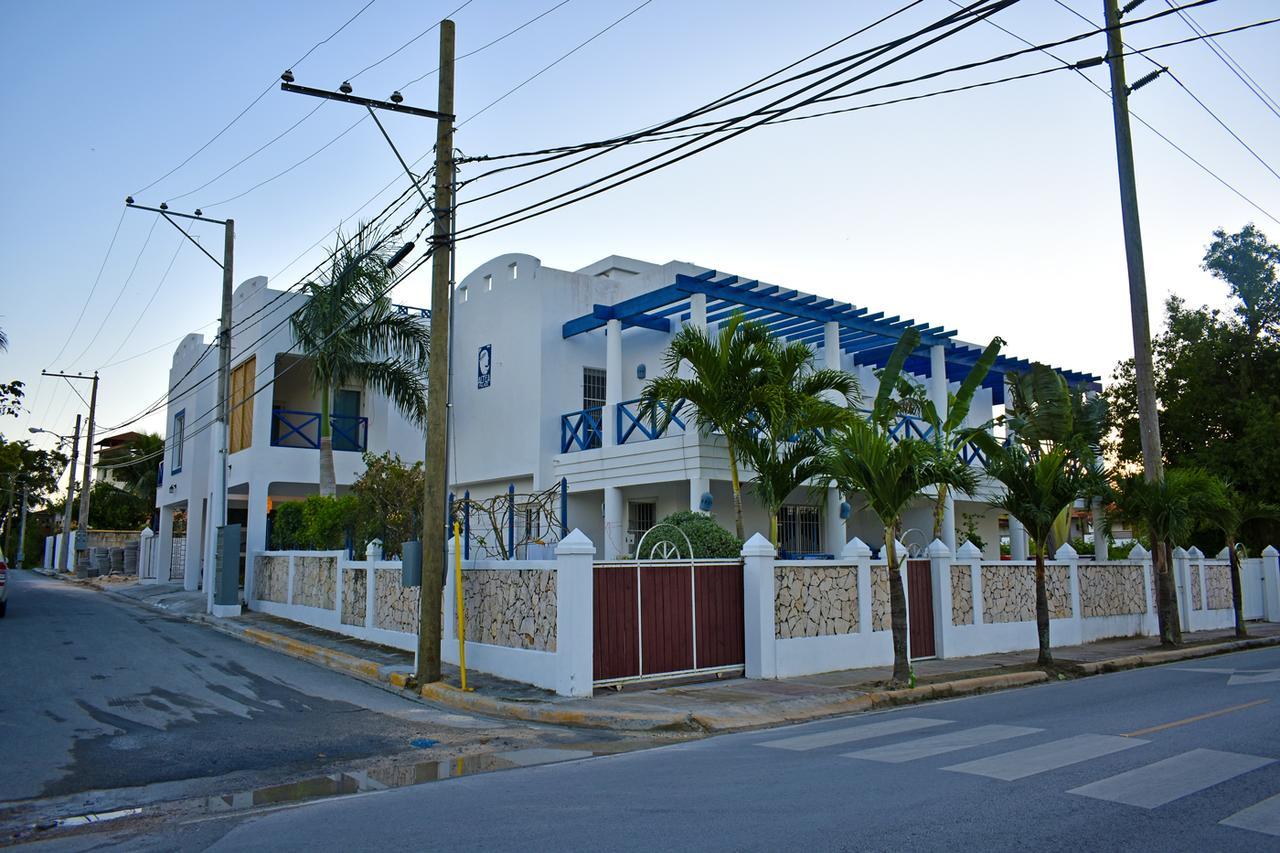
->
[45, 207, 127, 369]
[97, 229, 190, 369]
[458, 0, 657, 129]
[1162, 0, 1280, 120]
[99, 321, 220, 370]
[130, 0, 380, 198]
[346, 0, 478, 83]
[66, 214, 161, 369]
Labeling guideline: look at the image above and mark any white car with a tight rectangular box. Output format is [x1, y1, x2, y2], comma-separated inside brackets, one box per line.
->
[0, 546, 7, 617]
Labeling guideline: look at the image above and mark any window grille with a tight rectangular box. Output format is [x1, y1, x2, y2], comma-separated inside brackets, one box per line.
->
[628, 501, 656, 543]
[582, 367, 606, 409]
[779, 505, 821, 554]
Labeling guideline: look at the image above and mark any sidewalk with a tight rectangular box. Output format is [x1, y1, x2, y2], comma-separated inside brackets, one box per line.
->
[46, 570, 1280, 734]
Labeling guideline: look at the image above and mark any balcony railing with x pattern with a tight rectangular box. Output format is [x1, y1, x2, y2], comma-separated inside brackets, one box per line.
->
[271, 410, 369, 452]
[617, 398, 687, 445]
[560, 406, 603, 452]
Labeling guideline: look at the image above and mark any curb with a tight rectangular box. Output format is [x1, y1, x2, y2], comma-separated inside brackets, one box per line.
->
[1070, 635, 1280, 674]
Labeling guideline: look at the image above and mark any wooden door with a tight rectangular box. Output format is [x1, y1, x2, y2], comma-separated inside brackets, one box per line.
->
[906, 559, 936, 658]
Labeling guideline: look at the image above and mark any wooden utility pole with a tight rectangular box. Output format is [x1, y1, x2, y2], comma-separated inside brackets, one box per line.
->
[212, 217, 235, 606]
[1103, 0, 1177, 644]
[60, 415, 81, 572]
[418, 19, 456, 683]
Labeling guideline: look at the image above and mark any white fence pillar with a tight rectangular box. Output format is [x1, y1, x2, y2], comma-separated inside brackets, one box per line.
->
[928, 539, 952, 658]
[1055, 542, 1082, 645]
[1009, 517, 1028, 561]
[555, 529, 595, 697]
[1263, 546, 1280, 623]
[1091, 497, 1107, 562]
[845, 537, 874, 637]
[957, 540, 984, 627]
[1172, 546, 1191, 630]
[743, 533, 777, 679]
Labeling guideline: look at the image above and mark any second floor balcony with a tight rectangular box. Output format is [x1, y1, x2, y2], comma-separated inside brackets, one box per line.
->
[270, 410, 369, 452]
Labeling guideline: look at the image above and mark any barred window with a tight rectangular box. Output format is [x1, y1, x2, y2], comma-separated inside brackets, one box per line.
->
[779, 505, 821, 554]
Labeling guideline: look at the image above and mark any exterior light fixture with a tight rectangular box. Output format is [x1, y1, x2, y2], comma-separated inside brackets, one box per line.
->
[839, 501, 851, 520]
[699, 492, 714, 512]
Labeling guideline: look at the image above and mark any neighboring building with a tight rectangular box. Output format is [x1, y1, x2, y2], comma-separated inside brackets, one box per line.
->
[94, 431, 147, 490]
[448, 254, 1100, 562]
[154, 275, 428, 604]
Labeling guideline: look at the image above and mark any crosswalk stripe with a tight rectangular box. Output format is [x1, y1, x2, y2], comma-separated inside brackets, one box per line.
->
[1068, 748, 1275, 808]
[842, 725, 1041, 764]
[758, 717, 952, 752]
[943, 734, 1147, 781]
[1220, 793, 1280, 837]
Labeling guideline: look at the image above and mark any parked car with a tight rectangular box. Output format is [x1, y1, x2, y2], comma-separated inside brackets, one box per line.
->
[0, 546, 8, 617]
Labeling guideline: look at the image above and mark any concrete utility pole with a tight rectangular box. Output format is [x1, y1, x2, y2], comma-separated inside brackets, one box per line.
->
[44, 371, 99, 572]
[15, 486, 28, 570]
[1102, 0, 1163, 485]
[419, 19, 456, 683]
[61, 415, 82, 572]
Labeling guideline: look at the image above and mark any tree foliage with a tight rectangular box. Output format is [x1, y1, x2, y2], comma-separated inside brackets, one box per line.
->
[636, 511, 743, 559]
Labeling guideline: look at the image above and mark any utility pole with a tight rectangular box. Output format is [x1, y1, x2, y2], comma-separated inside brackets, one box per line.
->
[279, 19, 457, 683]
[61, 415, 82, 572]
[44, 371, 99, 573]
[1102, 0, 1176, 644]
[15, 485, 28, 570]
[125, 200, 233, 610]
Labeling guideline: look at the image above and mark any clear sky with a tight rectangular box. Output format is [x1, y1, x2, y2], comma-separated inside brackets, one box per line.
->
[2, 0, 1277, 451]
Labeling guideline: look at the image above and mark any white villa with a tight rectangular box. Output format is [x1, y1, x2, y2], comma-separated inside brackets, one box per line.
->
[449, 253, 1099, 563]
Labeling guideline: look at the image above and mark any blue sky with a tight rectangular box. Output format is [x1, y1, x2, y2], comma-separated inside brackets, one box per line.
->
[2, 0, 1277, 447]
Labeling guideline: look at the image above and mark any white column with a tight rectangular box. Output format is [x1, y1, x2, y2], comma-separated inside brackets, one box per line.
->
[1172, 546, 1191, 629]
[1055, 542, 1082, 644]
[958, 540, 984, 626]
[157, 506, 175, 585]
[844, 537, 874, 635]
[1091, 497, 1107, 561]
[823, 322, 846, 554]
[244, 481, 270, 605]
[679, 293, 707, 381]
[1188, 546, 1207, 618]
[1009, 516, 1028, 561]
[929, 344, 956, 551]
[603, 486, 624, 559]
[928, 538, 951, 658]
[604, 318, 622, 448]
[742, 532, 777, 679]
[186, 498, 206, 593]
[689, 477, 710, 513]
[1261, 546, 1280, 622]
[555, 530, 596, 697]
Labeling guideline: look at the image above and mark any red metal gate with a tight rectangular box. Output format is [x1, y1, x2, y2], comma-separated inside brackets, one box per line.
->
[906, 559, 936, 659]
[593, 560, 744, 686]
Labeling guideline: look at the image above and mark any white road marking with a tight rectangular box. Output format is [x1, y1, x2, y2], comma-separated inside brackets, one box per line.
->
[842, 725, 1041, 764]
[1068, 749, 1275, 808]
[1221, 792, 1280, 837]
[494, 748, 594, 767]
[758, 717, 952, 752]
[943, 734, 1147, 781]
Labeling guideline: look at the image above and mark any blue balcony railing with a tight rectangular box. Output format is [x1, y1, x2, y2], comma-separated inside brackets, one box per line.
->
[617, 398, 687, 445]
[271, 410, 369, 452]
[560, 406, 603, 452]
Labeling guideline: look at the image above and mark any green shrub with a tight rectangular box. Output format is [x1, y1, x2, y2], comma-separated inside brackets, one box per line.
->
[351, 452, 423, 557]
[270, 501, 305, 550]
[271, 495, 358, 550]
[636, 510, 742, 559]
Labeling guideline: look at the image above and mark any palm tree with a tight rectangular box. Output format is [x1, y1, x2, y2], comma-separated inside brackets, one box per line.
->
[1202, 477, 1278, 638]
[979, 444, 1086, 665]
[290, 227, 431, 496]
[640, 314, 773, 539]
[737, 336, 857, 547]
[821, 329, 977, 684]
[1110, 467, 1223, 646]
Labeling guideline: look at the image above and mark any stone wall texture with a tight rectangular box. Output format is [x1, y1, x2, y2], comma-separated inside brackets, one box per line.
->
[1079, 563, 1147, 618]
[871, 565, 891, 631]
[374, 568, 420, 633]
[1204, 562, 1232, 610]
[254, 555, 289, 603]
[1191, 565, 1203, 610]
[775, 565, 859, 639]
[980, 564, 1071, 624]
[341, 567, 367, 626]
[461, 569, 557, 651]
[951, 565, 973, 626]
[292, 556, 338, 610]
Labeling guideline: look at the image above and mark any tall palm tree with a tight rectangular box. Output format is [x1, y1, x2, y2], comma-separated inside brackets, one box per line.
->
[640, 313, 773, 539]
[1201, 477, 1277, 639]
[978, 444, 1086, 665]
[290, 227, 431, 496]
[821, 329, 977, 685]
[1110, 467, 1223, 646]
[738, 336, 857, 547]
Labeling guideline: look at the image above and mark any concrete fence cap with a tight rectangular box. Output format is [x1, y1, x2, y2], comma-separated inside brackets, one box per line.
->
[1128, 543, 1148, 558]
[1264, 545, 1279, 557]
[1218, 547, 1232, 559]
[956, 540, 983, 559]
[927, 538, 951, 558]
[1187, 546, 1204, 558]
[742, 532, 776, 557]
[1054, 542, 1078, 560]
[556, 528, 596, 556]
[1172, 546, 1188, 558]
[841, 536, 872, 558]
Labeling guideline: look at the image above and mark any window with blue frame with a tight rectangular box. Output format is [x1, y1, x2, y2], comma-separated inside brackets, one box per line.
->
[172, 410, 185, 473]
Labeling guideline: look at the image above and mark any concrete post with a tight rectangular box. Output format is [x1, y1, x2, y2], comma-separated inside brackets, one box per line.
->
[604, 318, 622, 448]
[742, 532, 777, 679]
[680, 293, 707, 381]
[928, 345, 956, 551]
[823, 322, 847, 554]
[1262, 546, 1280, 623]
[1008, 517, 1028, 561]
[244, 481, 270, 605]
[957, 540, 984, 626]
[603, 486, 624, 559]
[1130, 543, 1155, 631]
[927, 539, 951, 657]
[554, 529, 596, 697]
[1172, 546, 1191, 629]
[139, 527, 156, 584]
[1187, 546, 1206, 617]
[1055, 542, 1081, 641]
[157, 506, 175, 585]
[1092, 497, 1107, 561]
[844, 537, 873, 635]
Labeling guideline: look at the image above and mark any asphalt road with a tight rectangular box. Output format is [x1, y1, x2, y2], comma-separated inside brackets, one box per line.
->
[120, 645, 1280, 851]
[0, 570, 593, 832]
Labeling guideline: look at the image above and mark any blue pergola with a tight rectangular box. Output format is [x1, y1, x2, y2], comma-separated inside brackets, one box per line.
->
[562, 270, 1100, 402]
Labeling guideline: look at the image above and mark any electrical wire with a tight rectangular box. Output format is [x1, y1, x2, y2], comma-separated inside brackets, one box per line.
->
[1163, 0, 1280, 120]
[130, 0, 380, 197]
[66, 214, 161, 368]
[346, 0, 478, 83]
[99, 321, 220, 370]
[44, 207, 127, 369]
[97, 229, 190, 369]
